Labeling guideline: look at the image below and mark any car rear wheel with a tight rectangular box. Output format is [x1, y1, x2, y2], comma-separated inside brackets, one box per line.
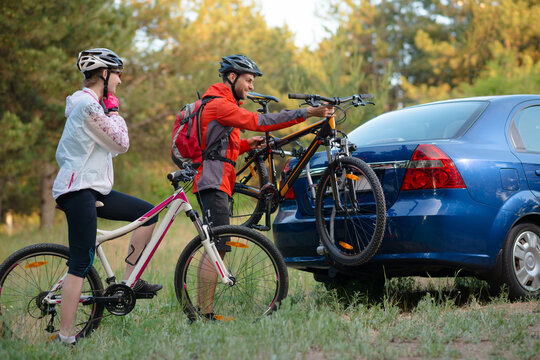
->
[502, 222, 540, 299]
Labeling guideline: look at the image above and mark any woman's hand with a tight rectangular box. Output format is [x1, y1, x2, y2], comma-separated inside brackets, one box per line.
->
[103, 93, 119, 115]
[247, 136, 265, 149]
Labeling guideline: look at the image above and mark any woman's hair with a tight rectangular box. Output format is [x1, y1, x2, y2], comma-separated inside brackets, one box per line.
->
[82, 68, 104, 87]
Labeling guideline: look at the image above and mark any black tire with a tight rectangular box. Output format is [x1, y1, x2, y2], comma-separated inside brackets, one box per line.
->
[501, 222, 540, 299]
[315, 156, 386, 266]
[174, 225, 288, 322]
[231, 156, 269, 227]
[0, 243, 104, 343]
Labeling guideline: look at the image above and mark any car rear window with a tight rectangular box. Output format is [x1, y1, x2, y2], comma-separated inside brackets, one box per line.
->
[348, 101, 488, 145]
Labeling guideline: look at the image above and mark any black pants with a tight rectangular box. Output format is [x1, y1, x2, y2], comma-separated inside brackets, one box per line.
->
[56, 189, 157, 277]
[196, 189, 230, 252]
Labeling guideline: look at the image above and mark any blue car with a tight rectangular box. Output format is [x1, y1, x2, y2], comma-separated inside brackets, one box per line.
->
[273, 95, 540, 299]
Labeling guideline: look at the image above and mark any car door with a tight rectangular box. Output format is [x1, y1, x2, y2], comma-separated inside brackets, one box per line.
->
[508, 102, 540, 199]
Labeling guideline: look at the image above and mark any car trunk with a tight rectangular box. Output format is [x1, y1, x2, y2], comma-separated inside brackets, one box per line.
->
[290, 144, 418, 217]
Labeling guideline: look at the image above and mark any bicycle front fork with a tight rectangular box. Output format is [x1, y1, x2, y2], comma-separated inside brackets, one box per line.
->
[187, 210, 235, 286]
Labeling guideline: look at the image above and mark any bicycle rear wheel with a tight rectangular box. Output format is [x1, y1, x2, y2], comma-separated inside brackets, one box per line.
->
[315, 156, 386, 266]
[230, 156, 268, 227]
[174, 225, 288, 322]
[0, 243, 104, 343]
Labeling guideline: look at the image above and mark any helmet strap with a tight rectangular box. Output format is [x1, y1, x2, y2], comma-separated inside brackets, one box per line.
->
[99, 69, 111, 113]
[225, 72, 241, 104]
[99, 69, 111, 99]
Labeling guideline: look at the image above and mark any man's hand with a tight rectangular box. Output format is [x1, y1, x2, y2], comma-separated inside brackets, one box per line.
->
[247, 136, 265, 149]
[306, 104, 334, 118]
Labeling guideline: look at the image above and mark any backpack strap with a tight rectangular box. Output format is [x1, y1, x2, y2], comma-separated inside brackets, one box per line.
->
[202, 127, 236, 166]
[196, 96, 219, 145]
[182, 103, 198, 139]
[197, 96, 237, 167]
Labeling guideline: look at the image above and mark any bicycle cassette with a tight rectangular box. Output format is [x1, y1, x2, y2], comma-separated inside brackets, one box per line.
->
[260, 183, 280, 213]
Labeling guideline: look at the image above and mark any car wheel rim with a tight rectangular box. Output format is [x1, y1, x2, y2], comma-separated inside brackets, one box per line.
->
[512, 230, 540, 292]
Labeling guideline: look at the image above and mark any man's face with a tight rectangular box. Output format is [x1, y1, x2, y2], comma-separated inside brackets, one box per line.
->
[232, 73, 255, 100]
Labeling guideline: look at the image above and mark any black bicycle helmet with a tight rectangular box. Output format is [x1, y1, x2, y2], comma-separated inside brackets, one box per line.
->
[219, 55, 263, 77]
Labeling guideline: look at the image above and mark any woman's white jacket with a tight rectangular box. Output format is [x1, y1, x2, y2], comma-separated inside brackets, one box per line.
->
[52, 88, 129, 199]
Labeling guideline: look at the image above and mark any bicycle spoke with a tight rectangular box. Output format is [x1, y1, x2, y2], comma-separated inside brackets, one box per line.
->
[316, 157, 386, 266]
[176, 226, 287, 321]
[0, 244, 104, 343]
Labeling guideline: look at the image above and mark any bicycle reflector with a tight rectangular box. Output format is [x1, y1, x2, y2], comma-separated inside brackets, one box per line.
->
[225, 241, 248, 248]
[401, 144, 465, 191]
[25, 261, 48, 269]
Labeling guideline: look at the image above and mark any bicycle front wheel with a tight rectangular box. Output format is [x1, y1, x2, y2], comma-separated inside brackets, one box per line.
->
[231, 156, 269, 227]
[315, 156, 386, 266]
[174, 225, 288, 322]
[0, 243, 104, 343]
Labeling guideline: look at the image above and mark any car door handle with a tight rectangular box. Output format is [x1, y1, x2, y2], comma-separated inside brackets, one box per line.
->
[536, 170, 540, 176]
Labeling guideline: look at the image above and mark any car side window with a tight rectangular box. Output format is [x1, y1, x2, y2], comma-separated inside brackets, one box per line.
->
[511, 105, 540, 153]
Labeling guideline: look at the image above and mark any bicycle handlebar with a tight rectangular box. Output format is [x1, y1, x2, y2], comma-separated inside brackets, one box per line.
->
[288, 93, 374, 106]
[168, 162, 198, 183]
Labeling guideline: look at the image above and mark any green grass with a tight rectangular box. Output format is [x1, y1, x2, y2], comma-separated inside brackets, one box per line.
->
[0, 220, 539, 359]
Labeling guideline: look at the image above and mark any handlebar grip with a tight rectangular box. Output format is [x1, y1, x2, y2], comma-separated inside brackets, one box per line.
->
[360, 94, 374, 100]
[167, 171, 178, 181]
[288, 93, 309, 100]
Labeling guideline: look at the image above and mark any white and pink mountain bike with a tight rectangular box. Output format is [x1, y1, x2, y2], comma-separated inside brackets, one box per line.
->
[0, 165, 288, 343]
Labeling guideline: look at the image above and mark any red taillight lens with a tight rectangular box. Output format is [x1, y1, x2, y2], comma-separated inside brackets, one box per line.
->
[401, 144, 465, 191]
[280, 159, 295, 200]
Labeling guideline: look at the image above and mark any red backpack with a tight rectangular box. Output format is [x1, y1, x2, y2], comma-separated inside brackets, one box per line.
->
[171, 96, 213, 168]
[172, 95, 234, 169]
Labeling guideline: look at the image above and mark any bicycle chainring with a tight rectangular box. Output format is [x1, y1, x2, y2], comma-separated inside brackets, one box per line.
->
[260, 183, 280, 213]
[104, 284, 136, 316]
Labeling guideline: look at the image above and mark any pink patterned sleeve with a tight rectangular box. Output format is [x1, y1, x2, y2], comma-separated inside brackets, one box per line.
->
[83, 101, 130, 155]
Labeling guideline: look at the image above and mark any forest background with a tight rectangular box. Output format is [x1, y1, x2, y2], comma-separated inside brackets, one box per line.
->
[1, 0, 540, 229]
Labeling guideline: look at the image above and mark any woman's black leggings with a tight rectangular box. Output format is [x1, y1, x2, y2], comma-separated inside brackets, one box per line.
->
[56, 189, 157, 277]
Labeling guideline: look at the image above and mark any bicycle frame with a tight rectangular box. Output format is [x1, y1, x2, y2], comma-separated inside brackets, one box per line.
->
[44, 181, 233, 306]
[236, 114, 343, 202]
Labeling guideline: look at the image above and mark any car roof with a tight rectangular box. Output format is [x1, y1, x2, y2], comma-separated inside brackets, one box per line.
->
[412, 94, 540, 107]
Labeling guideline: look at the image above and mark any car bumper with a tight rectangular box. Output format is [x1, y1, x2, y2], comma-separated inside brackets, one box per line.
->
[273, 189, 504, 273]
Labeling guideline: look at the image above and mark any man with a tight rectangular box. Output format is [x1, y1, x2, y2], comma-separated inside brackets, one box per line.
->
[195, 54, 334, 231]
[193, 55, 333, 318]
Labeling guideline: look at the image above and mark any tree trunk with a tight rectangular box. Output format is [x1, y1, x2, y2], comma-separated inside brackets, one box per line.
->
[40, 162, 57, 229]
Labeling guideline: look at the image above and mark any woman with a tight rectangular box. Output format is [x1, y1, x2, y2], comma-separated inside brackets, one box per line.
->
[52, 48, 160, 344]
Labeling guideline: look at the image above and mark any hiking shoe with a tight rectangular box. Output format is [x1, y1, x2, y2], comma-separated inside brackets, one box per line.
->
[50, 334, 76, 347]
[132, 279, 162, 294]
[202, 312, 216, 321]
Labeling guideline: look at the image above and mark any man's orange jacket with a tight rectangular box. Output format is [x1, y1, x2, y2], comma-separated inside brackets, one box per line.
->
[194, 82, 307, 196]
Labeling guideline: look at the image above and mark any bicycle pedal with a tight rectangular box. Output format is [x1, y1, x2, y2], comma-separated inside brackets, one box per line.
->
[135, 292, 157, 299]
[251, 225, 270, 231]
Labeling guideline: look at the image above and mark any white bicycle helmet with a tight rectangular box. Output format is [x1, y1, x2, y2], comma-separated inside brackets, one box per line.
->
[77, 48, 123, 74]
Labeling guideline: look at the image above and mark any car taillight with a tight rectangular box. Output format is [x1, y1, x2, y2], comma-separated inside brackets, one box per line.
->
[401, 144, 465, 191]
[280, 159, 295, 200]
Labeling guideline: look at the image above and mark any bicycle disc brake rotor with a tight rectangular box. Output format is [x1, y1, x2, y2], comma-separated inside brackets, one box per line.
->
[104, 284, 136, 316]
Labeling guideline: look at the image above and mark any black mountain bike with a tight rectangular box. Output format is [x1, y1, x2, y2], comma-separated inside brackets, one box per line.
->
[231, 92, 386, 266]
